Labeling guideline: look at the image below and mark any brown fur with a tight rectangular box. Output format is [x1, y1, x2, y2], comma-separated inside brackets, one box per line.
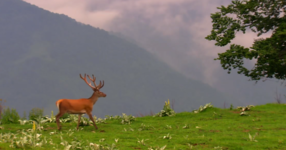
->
[55, 74, 106, 131]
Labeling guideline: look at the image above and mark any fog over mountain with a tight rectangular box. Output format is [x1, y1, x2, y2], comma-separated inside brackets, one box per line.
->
[23, 0, 285, 105]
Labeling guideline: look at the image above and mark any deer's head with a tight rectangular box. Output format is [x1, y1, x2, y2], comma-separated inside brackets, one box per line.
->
[80, 74, 106, 97]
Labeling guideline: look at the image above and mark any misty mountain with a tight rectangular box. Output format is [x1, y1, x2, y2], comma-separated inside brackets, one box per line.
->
[0, 0, 229, 117]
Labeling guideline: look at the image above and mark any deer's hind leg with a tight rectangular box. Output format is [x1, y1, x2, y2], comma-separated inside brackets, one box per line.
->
[56, 111, 66, 130]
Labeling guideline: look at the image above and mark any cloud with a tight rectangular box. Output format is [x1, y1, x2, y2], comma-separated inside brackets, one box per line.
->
[24, 0, 119, 29]
[21, 0, 269, 81]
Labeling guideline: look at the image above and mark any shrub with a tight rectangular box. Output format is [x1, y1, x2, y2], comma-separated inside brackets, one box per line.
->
[121, 113, 136, 124]
[229, 104, 234, 110]
[193, 103, 213, 113]
[1, 107, 20, 124]
[22, 111, 27, 120]
[154, 99, 175, 117]
[51, 111, 70, 119]
[29, 108, 43, 120]
[0, 99, 6, 119]
[61, 113, 70, 119]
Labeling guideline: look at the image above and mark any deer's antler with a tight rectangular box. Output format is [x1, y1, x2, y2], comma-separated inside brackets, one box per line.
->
[80, 74, 104, 90]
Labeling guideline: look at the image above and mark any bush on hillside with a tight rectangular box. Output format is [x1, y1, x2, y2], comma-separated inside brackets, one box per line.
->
[154, 99, 175, 117]
[0, 99, 6, 120]
[29, 108, 43, 121]
[193, 103, 213, 113]
[1, 107, 20, 124]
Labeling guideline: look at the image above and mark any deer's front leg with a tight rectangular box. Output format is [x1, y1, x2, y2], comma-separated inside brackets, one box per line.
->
[87, 112, 98, 130]
[77, 114, 82, 130]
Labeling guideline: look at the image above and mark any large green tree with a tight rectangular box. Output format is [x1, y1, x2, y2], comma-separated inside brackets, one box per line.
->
[206, 0, 286, 81]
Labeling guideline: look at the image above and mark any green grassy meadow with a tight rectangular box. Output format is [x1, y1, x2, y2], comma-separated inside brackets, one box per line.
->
[1, 103, 286, 149]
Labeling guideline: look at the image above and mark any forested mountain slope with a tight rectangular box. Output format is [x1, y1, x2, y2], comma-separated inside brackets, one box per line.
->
[0, 0, 228, 117]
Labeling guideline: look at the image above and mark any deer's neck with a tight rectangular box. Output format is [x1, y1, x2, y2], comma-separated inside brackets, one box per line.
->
[89, 92, 99, 104]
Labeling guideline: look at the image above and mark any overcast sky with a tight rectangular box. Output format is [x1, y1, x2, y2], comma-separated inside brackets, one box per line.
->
[22, 0, 283, 104]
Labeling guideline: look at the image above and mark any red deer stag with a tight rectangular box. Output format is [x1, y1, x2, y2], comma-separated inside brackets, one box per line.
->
[55, 74, 106, 130]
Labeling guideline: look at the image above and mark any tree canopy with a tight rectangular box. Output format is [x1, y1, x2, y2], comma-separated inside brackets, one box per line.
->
[206, 0, 286, 81]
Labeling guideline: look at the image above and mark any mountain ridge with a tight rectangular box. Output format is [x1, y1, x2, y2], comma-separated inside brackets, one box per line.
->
[0, 0, 229, 117]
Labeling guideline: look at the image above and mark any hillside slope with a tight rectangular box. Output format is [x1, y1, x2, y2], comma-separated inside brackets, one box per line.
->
[0, 0, 228, 117]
